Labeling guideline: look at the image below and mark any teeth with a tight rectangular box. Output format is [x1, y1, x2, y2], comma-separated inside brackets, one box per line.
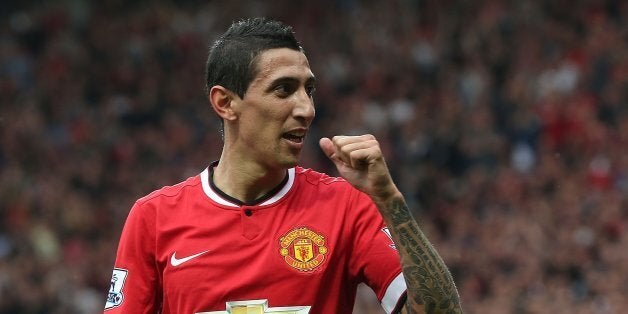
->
[284, 134, 303, 142]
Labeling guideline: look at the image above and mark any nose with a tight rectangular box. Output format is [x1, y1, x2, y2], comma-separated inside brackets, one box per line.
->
[293, 89, 315, 123]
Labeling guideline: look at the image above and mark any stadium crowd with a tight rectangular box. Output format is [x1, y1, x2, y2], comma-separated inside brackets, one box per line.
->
[1, 0, 627, 313]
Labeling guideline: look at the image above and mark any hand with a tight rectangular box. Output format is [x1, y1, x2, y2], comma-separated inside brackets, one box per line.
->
[319, 135, 400, 203]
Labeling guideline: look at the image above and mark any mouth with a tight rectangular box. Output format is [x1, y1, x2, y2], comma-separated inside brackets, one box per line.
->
[282, 130, 306, 144]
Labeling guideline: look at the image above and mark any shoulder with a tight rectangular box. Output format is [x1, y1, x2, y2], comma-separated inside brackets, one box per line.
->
[136, 174, 202, 206]
[293, 166, 367, 202]
[122, 173, 204, 226]
[295, 166, 349, 187]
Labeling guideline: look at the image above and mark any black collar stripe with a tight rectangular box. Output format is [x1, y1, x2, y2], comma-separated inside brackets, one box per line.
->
[200, 161, 295, 207]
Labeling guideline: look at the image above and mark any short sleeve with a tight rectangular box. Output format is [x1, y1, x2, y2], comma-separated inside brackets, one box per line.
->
[348, 189, 407, 313]
[104, 201, 161, 313]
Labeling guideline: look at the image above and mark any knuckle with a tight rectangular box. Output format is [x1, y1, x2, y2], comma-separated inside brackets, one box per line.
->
[332, 135, 344, 144]
[340, 145, 352, 155]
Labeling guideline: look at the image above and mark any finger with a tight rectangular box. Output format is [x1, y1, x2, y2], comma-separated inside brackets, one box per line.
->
[331, 135, 377, 166]
[332, 134, 376, 147]
[339, 140, 381, 169]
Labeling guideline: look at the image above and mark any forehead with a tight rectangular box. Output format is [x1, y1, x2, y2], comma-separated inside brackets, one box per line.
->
[251, 48, 314, 85]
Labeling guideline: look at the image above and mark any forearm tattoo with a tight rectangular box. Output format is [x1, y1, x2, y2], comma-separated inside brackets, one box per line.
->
[386, 198, 462, 314]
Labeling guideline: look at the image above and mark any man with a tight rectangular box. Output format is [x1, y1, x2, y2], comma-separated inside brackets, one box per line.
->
[105, 18, 462, 314]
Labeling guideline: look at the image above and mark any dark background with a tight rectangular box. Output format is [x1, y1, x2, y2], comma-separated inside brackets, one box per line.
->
[1, 0, 627, 313]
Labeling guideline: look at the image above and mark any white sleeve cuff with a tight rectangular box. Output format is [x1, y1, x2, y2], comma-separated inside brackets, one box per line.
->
[381, 272, 407, 314]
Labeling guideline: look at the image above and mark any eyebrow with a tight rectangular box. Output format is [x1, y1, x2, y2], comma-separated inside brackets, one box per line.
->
[265, 75, 317, 92]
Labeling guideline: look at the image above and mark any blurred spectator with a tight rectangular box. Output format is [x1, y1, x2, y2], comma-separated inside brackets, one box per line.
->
[0, 0, 626, 313]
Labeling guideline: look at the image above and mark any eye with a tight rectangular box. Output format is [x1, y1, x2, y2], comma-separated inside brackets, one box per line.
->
[305, 84, 316, 98]
[274, 83, 296, 97]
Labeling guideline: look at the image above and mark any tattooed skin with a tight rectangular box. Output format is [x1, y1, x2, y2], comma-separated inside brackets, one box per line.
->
[382, 196, 462, 314]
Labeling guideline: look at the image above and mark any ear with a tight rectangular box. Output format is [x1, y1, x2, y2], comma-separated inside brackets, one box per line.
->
[209, 86, 238, 121]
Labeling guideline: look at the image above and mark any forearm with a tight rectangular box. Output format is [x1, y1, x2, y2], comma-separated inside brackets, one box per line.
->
[318, 135, 462, 312]
[376, 193, 462, 314]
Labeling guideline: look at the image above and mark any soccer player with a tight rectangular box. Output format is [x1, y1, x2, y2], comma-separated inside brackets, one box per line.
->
[105, 18, 462, 314]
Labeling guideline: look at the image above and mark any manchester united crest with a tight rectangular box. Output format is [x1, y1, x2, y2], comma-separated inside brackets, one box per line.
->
[279, 227, 327, 272]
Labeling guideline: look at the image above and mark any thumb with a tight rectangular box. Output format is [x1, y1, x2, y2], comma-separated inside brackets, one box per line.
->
[319, 137, 335, 159]
[319, 137, 343, 167]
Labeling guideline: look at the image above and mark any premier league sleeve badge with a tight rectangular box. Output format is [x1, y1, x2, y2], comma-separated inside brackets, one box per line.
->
[105, 268, 128, 310]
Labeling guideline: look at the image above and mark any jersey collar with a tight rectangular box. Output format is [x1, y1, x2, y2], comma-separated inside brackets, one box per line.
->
[200, 161, 296, 208]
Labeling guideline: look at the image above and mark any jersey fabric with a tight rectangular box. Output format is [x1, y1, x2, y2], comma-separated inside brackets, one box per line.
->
[105, 165, 407, 314]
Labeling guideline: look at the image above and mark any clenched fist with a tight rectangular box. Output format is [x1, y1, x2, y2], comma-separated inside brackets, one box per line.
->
[319, 135, 401, 205]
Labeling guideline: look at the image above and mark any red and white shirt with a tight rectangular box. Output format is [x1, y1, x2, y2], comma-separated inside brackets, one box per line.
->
[105, 165, 407, 313]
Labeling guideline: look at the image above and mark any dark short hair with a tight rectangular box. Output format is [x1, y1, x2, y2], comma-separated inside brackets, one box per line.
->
[205, 17, 303, 98]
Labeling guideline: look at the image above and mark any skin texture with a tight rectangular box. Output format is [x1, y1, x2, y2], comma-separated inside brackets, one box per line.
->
[210, 47, 462, 313]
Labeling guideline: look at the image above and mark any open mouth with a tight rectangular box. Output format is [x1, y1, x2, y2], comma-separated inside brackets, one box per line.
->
[282, 133, 305, 144]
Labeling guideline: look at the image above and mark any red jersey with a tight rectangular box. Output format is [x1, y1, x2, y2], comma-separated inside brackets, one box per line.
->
[105, 165, 407, 313]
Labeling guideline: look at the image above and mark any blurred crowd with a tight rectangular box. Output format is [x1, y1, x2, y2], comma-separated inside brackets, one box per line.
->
[1, 0, 627, 313]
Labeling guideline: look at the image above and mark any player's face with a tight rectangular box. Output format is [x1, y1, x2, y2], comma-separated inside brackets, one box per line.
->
[234, 48, 316, 169]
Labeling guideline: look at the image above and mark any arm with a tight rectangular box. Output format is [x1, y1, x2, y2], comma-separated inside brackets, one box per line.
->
[105, 202, 161, 313]
[319, 135, 462, 314]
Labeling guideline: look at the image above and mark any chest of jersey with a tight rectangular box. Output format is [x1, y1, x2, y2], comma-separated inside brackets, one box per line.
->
[155, 184, 357, 313]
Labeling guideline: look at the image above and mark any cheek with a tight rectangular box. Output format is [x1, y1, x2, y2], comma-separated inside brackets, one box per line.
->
[256, 107, 292, 128]
[243, 117, 277, 142]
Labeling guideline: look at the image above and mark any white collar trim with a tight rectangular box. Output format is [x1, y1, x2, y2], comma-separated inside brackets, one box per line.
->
[200, 167, 295, 207]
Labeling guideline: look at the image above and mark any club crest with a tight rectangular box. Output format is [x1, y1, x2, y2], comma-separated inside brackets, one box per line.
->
[279, 227, 327, 272]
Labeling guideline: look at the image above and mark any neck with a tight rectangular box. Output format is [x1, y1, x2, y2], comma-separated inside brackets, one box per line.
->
[212, 156, 288, 204]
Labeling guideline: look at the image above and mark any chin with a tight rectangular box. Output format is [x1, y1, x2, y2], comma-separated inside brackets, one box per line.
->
[276, 154, 300, 169]
[280, 159, 299, 169]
